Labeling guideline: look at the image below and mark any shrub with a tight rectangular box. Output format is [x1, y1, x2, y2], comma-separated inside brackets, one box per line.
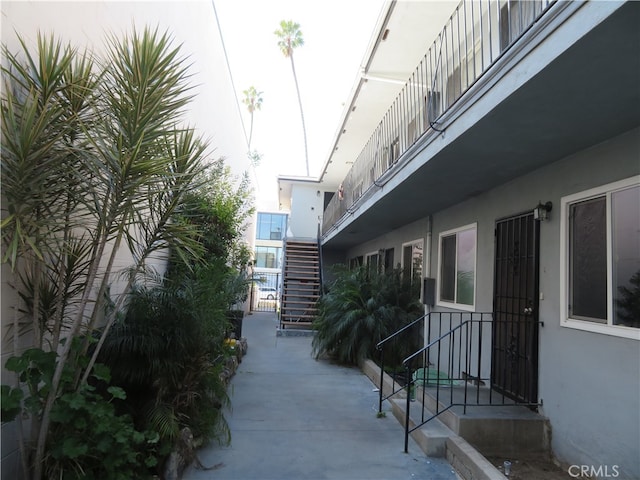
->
[98, 273, 232, 459]
[1, 347, 158, 479]
[312, 264, 423, 366]
[1, 28, 207, 480]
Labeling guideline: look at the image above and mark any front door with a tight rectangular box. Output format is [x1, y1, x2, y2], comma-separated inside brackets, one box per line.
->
[492, 212, 540, 404]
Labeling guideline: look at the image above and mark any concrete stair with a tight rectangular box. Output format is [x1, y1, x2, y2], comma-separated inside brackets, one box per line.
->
[415, 384, 550, 458]
[362, 359, 552, 480]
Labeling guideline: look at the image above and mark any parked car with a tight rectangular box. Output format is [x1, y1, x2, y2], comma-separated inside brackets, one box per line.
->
[258, 286, 278, 300]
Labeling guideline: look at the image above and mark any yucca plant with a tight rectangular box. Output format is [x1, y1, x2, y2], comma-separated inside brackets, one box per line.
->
[2, 28, 208, 479]
[312, 264, 423, 366]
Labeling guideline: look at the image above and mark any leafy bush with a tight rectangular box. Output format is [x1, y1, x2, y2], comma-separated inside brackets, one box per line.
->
[2, 27, 255, 479]
[1, 28, 208, 480]
[1, 347, 158, 479]
[312, 264, 423, 365]
[98, 272, 232, 457]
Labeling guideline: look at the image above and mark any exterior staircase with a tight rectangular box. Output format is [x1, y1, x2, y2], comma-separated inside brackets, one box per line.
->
[280, 239, 321, 329]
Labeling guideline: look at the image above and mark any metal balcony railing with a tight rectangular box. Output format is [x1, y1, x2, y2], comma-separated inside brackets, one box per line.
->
[322, 0, 555, 235]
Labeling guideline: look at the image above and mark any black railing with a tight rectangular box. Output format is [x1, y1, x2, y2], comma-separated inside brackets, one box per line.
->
[316, 223, 323, 292]
[377, 311, 543, 453]
[322, 0, 556, 235]
[376, 313, 428, 413]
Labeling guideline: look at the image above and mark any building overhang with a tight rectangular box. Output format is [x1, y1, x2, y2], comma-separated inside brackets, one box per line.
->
[318, 0, 458, 188]
[277, 175, 321, 211]
[322, 1, 640, 250]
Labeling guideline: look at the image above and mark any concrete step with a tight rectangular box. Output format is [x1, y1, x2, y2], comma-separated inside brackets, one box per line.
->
[362, 359, 547, 480]
[416, 385, 550, 457]
[389, 398, 452, 458]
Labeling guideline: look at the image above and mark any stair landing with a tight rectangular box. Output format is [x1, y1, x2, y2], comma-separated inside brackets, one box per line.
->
[413, 384, 550, 458]
[362, 359, 561, 480]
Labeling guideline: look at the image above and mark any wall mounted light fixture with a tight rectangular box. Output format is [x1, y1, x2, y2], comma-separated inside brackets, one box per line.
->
[534, 201, 553, 221]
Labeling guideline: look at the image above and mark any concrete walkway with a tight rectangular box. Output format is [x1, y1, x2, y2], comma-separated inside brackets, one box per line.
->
[183, 312, 460, 480]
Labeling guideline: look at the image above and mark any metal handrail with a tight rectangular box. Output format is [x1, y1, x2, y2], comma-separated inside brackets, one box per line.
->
[322, 0, 555, 235]
[316, 223, 323, 293]
[376, 313, 428, 414]
[376, 313, 427, 350]
[400, 312, 542, 453]
[402, 315, 469, 365]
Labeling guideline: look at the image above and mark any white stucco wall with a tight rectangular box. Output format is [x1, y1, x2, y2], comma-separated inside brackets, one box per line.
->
[288, 184, 327, 239]
[1, 1, 251, 171]
[336, 127, 640, 477]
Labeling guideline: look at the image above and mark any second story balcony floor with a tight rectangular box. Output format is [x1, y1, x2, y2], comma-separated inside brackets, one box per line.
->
[319, 0, 640, 249]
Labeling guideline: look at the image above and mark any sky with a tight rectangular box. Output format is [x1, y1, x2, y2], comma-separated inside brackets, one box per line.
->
[213, 0, 386, 211]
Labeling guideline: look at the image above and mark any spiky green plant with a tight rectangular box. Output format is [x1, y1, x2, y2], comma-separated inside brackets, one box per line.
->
[97, 159, 254, 460]
[1, 28, 208, 480]
[312, 264, 423, 366]
[99, 273, 231, 451]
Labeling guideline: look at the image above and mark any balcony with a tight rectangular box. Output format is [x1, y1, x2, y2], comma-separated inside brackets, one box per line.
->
[321, 0, 639, 247]
[323, 0, 555, 236]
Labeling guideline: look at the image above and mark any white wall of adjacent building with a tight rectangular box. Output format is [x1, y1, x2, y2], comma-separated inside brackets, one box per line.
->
[287, 184, 330, 239]
[1, 2, 252, 477]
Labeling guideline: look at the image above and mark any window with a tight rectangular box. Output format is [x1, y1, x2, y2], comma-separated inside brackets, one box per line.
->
[437, 224, 476, 309]
[499, 0, 541, 52]
[256, 213, 287, 241]
[349, 256, 363, 269]
[402, 240, 423, 299]
[561, 177, 640, 338]
[365, 252, 380, 273]
[384, 248, 395, 272]
[255, 246, 282, 269]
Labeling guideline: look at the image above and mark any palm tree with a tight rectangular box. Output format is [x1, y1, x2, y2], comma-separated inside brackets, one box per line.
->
[312, 265, 423, 365]
[274, 20, 309, 176]
[242, 85, 263, 150]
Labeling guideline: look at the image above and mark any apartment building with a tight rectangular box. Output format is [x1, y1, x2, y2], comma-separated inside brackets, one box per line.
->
[279, 1, 640, 476]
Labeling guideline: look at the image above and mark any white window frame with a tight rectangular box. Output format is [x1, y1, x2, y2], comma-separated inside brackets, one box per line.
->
[365, 251, 380, 270]
[402, 239, 424, 300]
[436, 223, 477, 312]
[401, 239, 424, 275]
[560, 175, 640, 340]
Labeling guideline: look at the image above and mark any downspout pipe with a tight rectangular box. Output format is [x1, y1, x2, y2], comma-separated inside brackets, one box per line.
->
[424, 215, 433, 345]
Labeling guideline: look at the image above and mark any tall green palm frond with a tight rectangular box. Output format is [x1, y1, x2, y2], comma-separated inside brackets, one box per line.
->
[1, 87, 68, 265]
[275, 20, 304, 58]
[312, 265, 422, 365]
[242, 86, 263, 149]
[274, 20, 309, 176]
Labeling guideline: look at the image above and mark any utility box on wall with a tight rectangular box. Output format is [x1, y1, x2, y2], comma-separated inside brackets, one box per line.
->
[423, 277, 436, 306]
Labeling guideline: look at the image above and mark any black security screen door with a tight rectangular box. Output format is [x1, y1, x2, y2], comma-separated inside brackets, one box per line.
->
[492, 212, 540, 404]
